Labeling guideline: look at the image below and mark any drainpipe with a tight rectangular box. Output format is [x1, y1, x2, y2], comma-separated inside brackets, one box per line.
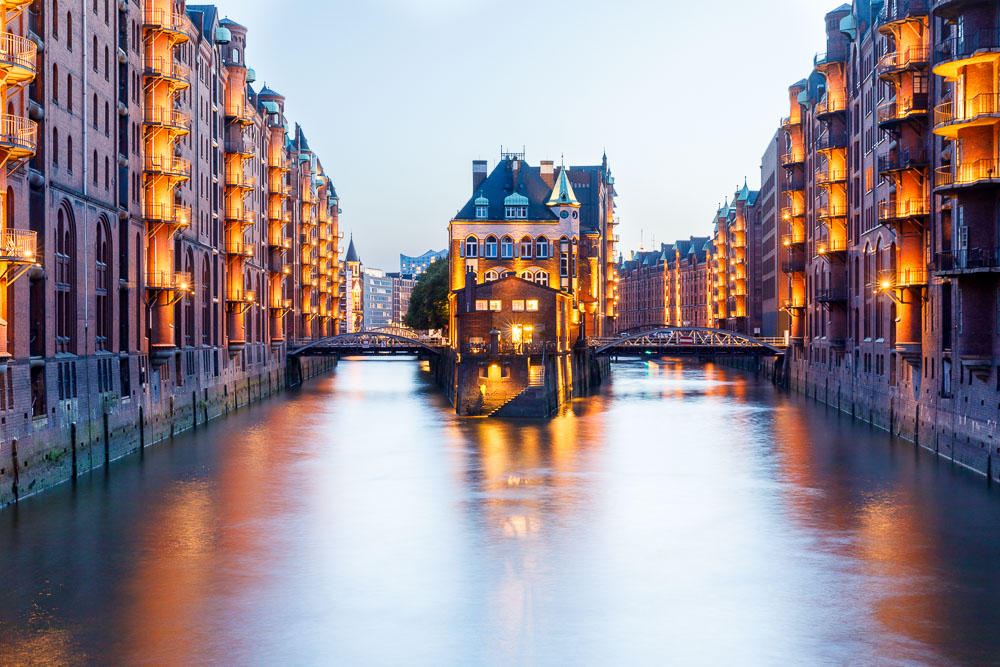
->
[82, 8, 90, 360]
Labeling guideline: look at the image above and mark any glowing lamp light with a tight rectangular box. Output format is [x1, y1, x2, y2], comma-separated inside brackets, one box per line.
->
[881, 280, 891, 289]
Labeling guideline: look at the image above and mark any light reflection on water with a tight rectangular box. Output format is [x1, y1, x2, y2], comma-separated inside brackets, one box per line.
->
[2, 358, 1000, 665]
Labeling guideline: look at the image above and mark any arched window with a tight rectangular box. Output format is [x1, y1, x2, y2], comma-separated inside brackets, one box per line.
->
[484, 270, 498, 282]
[536, 235, 549, 259]
[184, 250, 195, 347]
[104, 101, 109, 134]
[67, 135, 72, 171]
[67, 73, 73, 111]
[92, 93, 97, 127]
[55, 207, 76, 354]
[500, 235, 514, 259]
[104, 156, 109, 189]
[202, 259, 211, 345]
[519, 270, 533, 281]
[92, 36, 97, 70]
[519, 235, 533, 258]
[232, 47, 240, 63]
[52, 64, 58, 102]
[92, 149, 98, 184]
[484, 235, 498, 258]
[67, 12, 73, 51]
[53, 1, 59, 38]
[95, 219, 111, 352]
[52, 127, 59, 166]
[534, 271, 549, 287]
[464, 235, 478, 258]
[104, 45, 109, 80]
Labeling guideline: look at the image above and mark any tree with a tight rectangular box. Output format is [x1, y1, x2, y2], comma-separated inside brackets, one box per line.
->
[404, 258, 449, 332]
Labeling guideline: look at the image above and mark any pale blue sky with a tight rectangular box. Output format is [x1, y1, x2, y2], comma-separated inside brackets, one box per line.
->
[222, 0, 835, 271]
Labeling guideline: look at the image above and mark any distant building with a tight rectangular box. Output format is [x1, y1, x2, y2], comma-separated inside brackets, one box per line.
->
[344, 235, 364, 333]
[363, 268, 393, 330]
[401, 249, 447, 276]
[386, 273, 417, 327]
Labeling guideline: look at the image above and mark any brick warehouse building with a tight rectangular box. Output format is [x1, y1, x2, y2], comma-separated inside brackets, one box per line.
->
[0, 1, 341, 505]
[618, 0, 1000, 478]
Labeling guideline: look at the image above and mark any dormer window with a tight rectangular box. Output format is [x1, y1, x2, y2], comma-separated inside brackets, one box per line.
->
[503, 192, 529, 220]
[474, 194, 489, 219]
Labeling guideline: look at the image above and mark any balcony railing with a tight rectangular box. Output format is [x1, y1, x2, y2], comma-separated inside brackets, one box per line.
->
[817, 287, 849, 302]
[0, 229, 36, 263]
[780, 206, 805, 220]
[878, 198, 930, 222]
[935, 248, 1000, 273]
[143, 9, 190, 39]
[224, 138, 254, 156]
[878, 268, 928, 288]
[815, 132, 848, 152]
[226, 288, 256, 303]
[935, 159, 1000, 190]
[225, 171, 256, 189]
[146, 270, 192, 291]
[224, 209, 255, 227]
[934, 93, 1000, 128]
[143, 106, 191, 132]
[782, 297, 806, 309]
[879, 0, 929, 24]
[814, 48, 849, 68]
[780, 150, 805, 166]
[816, 205, 848, 219]
[935, 28, 1000, 65]
[780, 115, 801, 131]
[815, 90, 848, 116]
[268, 155, 292, 171]
[225, 239, 254, 258]
[143, 57, 191, 85]
[878, 148, 929, 174]
[815, 167, 847, 186]
[877, 47, 930, 78]
[780, 176, 805, 192]
[877, 94, 929, 126]
[144, 154, 191, 178]
[0, 32, 37, 81]
[816, 239, 848, 256]
[781, 232, 806, 247]
[224, 104, 255, 124]
[0, 114, 37, 156]
[782, 258, 806, 274]
[144, 203, 191, 227]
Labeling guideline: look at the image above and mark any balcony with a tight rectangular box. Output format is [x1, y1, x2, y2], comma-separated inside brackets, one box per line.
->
[144, 154, 191, 179]
[878, 0, 928, 28]
[933, 93, 1000, 138]
[270, 299, 294, 312]
[878, 198, 930, 224]
[815, 167, 847, 187]
[815, 90, 848, 118]
[878, 148, 929, 175]
[782, 232, 806, 248]
[224, 209, 255, 228]
[817, 287, 849, 303]
[0, 229, 36, 263]
[782, 297, 806, 310]
[146, 270, 193, 291]
[225, 170, 256, 189]
[877, 47, 930, 80]
[268, 155, 292, 171]
[224, 104, 255, 125]
[780, 175, 805, 193]
[226, 288, 256, 304]
[142, 57, 190, 88]
[0, 32, 37, 85]
[877, 94, 929, 128]
[0, 114, 36, 158]
[814, 49, 849, 70]
[816, 205, 848, 220]
[225, 239, 254, 258]
[933, 28, 1000, 76]
[935, 248, 1000, 275]
[782, 258, 806, 274]
[224, 138, 254, 157]
[935, 158, 1000, 192]
[143, 107, 191, 133]
[780, 150, 805, 167]
[780, 115, 801, 132]
[878, 268, 928, 288]
[816, 239, 848, 258]
[815, 132, 848, 153]
[142, 8, 190, 42]
[268, 230, 289, 248]
[144, 203, 191, 227]
[780, 206, 805, 220]
[300, 233, 314, 247]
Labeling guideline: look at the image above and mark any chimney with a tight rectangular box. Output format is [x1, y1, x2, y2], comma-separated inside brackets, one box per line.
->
[540, 161, 555, 187]
[472, 160, 488, 193]
[464, 267, 476, 313]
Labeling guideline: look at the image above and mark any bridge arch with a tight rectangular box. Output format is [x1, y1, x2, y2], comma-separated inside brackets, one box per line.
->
[290, 330, 444, 357]
[593, 327, 784, 355]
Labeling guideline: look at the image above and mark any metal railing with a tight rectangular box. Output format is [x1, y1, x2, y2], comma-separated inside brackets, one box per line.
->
[224, 104, 255, 123]
[936, 248, 1000, 272]
[782, 259, 806, 273]
[780, 176, 805, 192]
[780, 115, 801, 131]
[143, 106, 191, 131]
[144, 154, 191, 178]
[935, 158, 1000, 189]
[877, 94, 929, 125]
[815, 167, 847, 186]
[224, 171, 256, 188]
[781, 205, 805, 220]
[935, 28, 1000, 63]
[816, 238, 848, 255]
[878, 268, 928, 287]
[814, 49, 849, 68]
[224, 209, 255, 227]
[879, 0, 929, 24]
[815, 132, 848, 152]
[780, 150, 805, 166]
[782, 297, 806, 309]
[0, 229, 36, 262]
[225, 239, 254, 258]
[226, 288, 256, 303]
[817, 287, 848, 302]
[816, 205, 848, 219]
[144, 203, 191, 226]
[934, 93, 1000, 126]
[143, 9, 189, 36]
[877, 47, 930, 77]
[781, 232, 806, 247]
[224, 138, 254, 156]
[146, 270, 192, 291]
[143, 57, 190, 84]
[0, 32, 37, 76]
[815, 90, 848, 115]
[878, 148, 928, 173]
[878, 198, 930, 221]
[0, 114, 37, 154]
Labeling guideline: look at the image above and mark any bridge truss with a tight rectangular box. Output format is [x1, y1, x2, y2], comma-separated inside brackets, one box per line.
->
[590, 327, 785, 356]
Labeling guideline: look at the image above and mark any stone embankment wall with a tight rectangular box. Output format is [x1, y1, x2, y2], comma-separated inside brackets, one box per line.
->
[729, 354, 1000, 482]
[0, 356, 336, 507]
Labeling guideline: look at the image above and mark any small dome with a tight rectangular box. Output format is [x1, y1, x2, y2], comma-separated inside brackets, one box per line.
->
[504, 192, 529, 207]
[475, 194, 489, 206]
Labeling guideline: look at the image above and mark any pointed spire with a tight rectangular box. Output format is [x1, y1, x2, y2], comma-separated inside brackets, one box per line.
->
[345, 234, 360, 264]
[547, 166, 580, 207]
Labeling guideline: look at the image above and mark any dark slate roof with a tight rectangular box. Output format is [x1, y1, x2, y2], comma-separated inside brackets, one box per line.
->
[186, 5, 219, 42]
[345, 236, 360, 263]
[329, 184, 339, 200]
[219, 17, 246, 29]
[295, 123, 311, 152]
[258, 84, 283, 99]
[454, 158, 557, 222]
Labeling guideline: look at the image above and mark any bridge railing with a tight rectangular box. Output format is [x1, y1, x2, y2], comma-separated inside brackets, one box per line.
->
[464, 341, 560, 356]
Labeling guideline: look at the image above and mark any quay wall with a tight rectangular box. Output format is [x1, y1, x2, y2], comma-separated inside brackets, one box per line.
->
[0, 355, 336, 508]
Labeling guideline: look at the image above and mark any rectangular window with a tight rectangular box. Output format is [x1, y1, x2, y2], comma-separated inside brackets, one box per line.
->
[512, 300, 525, 312]
[489, 300, 502, 311]
[475, 300, 488, 312]
[526, 300, 539, 312]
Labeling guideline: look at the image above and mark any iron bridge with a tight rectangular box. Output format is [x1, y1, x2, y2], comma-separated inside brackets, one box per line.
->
[589, 327, 786, 356]
[288, 326, 447, 357]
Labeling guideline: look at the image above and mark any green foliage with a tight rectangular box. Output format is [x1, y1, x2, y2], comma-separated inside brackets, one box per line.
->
[404, 258, 449, 331]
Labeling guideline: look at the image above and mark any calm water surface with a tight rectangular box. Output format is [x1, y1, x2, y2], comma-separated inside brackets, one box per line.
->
[2, 359, 1000, 665]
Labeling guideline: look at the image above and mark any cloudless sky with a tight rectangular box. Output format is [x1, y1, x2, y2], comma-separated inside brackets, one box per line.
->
[220, 0, 835, 271]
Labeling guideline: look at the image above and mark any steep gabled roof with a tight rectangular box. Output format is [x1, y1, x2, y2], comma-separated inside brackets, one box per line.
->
[345, 235, 360, 264]
[453, 158, 558, 222]
[547, 167, 580, 207]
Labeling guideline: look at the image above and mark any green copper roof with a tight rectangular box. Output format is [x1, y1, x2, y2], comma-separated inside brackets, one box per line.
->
[504, 192, 529, 207]
[474, 193, 489, 206]
[547, 168, 580, 207]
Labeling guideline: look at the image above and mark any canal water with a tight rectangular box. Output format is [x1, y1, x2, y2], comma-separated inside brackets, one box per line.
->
[2, 359, 1000, 665]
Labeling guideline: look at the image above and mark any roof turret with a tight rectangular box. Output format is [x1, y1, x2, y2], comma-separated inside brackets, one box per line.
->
[547, 167, 580, 207]
[345, 235, 360, 264]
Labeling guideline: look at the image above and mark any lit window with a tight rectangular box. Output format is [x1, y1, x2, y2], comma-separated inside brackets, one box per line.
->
[465, 236, 479, 258]
[484, 270, 498, 282]
[501, 236, 514, 259]
[519, 271, 533, 280]
[489, 300, 502, 311]
[534, 271, 549, 287]
[536, 236, 549, 259]
[475, 300, 488, 311]
[526, 300, 539, 312]
[512, 300, 525, 312]
[519, 236, 533, 258]
[485, 235, 498, 258]
[476, 205, 488, 219]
